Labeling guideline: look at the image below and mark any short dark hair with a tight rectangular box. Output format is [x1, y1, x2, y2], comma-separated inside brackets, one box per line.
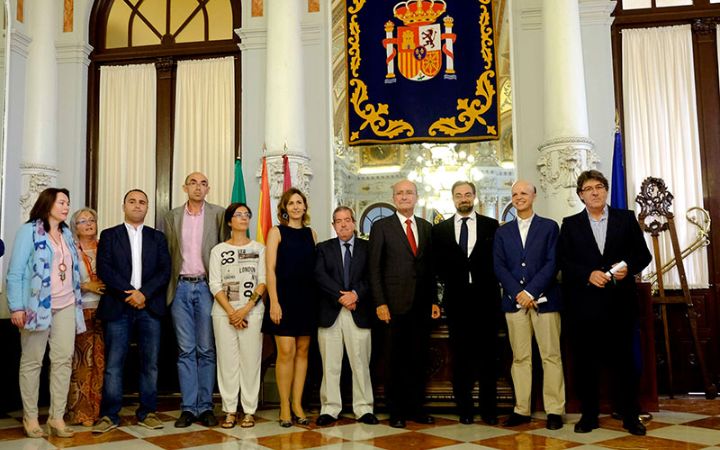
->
[451, 180, 476, 195]
[277, 187, 310, 226]
[332, 206, 356, 223]
[28, 188, 70, 232]
[123, 189, 148, 203]
[224, 202, 252, 225]
[576, 170, 609, 195]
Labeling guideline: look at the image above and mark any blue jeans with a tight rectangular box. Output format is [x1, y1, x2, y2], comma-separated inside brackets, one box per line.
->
[171, 279, 216, 415]
[100, 308, 161, 424]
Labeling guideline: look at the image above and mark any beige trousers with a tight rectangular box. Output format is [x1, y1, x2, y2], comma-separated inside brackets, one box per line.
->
[19, 304, 76, 420]
[505, 310, 565, 416]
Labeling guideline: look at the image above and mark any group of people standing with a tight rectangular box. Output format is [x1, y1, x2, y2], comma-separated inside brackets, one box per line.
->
[4, 167, 651, 439]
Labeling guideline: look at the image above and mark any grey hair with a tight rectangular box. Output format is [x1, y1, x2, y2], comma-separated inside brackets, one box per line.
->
[69, 207, 99, 241]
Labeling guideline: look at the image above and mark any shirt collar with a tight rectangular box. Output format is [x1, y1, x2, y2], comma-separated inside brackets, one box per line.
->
[517, 213, 535, 225]
[455, 213, 475, 223]
[586, 205, 609, 222]
[397, 211, 415, 224]
[124, 222, 144, 232]
[339, 235, 355, 246]
[185, 201, 205, 216]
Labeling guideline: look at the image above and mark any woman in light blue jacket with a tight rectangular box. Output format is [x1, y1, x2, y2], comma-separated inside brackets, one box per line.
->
[6, 188, 86, 439]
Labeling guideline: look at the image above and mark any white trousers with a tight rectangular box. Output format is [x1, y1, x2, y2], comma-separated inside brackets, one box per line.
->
[212, 312, 263, 414]
[317, 308, 373, 418]
[19, 304, 76, 420]
[505, 310, 565, 416]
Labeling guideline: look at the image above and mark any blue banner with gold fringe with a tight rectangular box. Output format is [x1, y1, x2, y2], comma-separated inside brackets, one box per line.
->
[346, 0, 498, 145]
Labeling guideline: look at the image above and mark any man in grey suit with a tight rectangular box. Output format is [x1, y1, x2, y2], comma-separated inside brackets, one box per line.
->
[368, 180, 440, 429]
[164, 172, 226, 428]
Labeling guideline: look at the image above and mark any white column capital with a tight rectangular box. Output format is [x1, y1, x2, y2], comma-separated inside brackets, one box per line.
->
[236, 26, 267, 51]
[536, 137, 599, 212]
[19, 163, 59, 220]
[256, 155, 313, 201]
[55, 41, 93, 66]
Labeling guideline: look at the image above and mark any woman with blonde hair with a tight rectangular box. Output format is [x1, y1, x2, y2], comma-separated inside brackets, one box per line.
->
[66, 207, 106, 427]
[262, 188, 317, 427]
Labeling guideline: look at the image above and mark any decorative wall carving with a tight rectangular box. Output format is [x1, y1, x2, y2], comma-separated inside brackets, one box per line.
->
[536, 137, 598, 208]
[258, 155, 314, 201]
[19, 163, 59, 220]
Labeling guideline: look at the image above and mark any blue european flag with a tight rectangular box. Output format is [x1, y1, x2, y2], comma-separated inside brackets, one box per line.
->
[611, 129, 627, 209]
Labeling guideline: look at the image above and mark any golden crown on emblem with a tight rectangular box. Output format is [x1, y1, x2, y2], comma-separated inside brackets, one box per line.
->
[393, 0, 447, 25]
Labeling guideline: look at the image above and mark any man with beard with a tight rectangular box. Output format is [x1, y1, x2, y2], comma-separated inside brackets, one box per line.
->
[432, 181, 500, 425]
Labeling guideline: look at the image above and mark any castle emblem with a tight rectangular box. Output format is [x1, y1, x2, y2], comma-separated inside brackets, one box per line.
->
[382, 0, 457, 83]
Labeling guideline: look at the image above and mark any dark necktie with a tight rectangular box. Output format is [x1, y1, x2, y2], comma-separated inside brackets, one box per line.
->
[343, 242, 352, 290]
[405, 219, 417, 256]
[459, 217, 469, 257]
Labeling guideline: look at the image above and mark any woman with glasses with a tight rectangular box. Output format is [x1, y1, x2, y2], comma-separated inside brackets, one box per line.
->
[209, 203, 266, 429]
[66, 208, 106, 427]
[6, 188, 86, 438]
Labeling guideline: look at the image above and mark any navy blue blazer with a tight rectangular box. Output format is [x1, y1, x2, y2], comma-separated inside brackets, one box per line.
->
[558, 206, 651, 322]
[314, 237, 373, 329]
[96, 223, 171, 321]
[493, 215, 561, 313]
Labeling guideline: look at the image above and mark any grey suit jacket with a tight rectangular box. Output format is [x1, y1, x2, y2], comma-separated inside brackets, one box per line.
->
[163, 201, 226, 304]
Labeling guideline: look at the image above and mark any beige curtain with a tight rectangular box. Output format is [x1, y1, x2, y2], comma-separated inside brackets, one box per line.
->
[97, 64, 157, 229]
[623, 25, 708, 288]
[172, 57, 235, 209]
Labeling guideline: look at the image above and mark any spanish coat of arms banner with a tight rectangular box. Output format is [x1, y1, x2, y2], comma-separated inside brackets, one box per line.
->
[345, 0, 498, 145]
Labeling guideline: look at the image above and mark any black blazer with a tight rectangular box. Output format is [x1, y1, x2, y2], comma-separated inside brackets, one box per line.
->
[558, 207, 651, 322]
[96, 223, 171, 321]
[368, 214, 436, 315]
[315, 237, 373, 329]
[432, 213, 500, 315]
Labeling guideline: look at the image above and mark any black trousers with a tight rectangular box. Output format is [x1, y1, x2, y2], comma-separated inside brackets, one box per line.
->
[383, 303, 432, 418]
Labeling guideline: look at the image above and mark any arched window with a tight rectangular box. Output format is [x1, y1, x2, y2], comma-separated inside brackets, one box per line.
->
[87, 0, 241, 225]
[359, 202, 396, 236]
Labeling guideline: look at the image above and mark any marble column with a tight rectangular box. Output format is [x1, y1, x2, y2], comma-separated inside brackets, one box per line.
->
[20, 1, 60, 218]
[536, 0, 598, 218]
[262, 0, 312, 199]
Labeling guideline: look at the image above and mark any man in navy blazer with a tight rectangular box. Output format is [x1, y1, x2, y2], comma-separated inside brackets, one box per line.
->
[558, 170, 651, 436]
[369, 180, 440, 428]
[93, 189, 171, 433]
[494, 180, 565, 431]
[433, 180, 500, 425]
[314, 206, 378, 426]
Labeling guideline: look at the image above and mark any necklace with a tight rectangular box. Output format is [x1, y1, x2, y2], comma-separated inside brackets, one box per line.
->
[49, 231, 67, 283]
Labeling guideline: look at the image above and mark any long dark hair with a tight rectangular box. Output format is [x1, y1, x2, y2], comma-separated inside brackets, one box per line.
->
[28, 188, 70, 232]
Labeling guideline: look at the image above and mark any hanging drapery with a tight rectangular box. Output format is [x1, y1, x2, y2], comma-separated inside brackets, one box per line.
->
[172, 57, 235, 208]
[98, 63, 157, 228]
[623, 25, 708, 288]
[345, 0, 498, 144]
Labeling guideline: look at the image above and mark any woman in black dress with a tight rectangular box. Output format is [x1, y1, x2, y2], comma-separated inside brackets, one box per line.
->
[263, 188, 317, 426]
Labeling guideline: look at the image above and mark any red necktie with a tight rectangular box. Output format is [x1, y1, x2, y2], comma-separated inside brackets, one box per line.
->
[405, 219, 417, 256]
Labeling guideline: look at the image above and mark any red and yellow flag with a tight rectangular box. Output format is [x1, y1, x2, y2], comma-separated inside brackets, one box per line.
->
[256, 156, 272, 244]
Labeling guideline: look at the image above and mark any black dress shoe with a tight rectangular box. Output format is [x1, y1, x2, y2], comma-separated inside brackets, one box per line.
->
[389, 417, 406, 428]
[503, 413, 531, 427]
[546, 414, 563, 430]
[412, 414, 435, 424]
[573, 416, 599, 433]
[459, 415, 474, 425]
[198, 410, 218, 427]
[174, 411, 196, 428]
[315, 414, 337, 426]
[623, 420, 646, 436]
[357, 413, 379, 425]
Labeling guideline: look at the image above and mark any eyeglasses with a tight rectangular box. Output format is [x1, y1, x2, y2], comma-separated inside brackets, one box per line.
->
[77, 219, 97, 225]
[186, 180, 208, 187]
[233, 212, 252, 219]
[581, 184, 606, 194]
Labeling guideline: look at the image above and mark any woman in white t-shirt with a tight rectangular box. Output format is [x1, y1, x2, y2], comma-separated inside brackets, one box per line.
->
[209, 203, 266, 429]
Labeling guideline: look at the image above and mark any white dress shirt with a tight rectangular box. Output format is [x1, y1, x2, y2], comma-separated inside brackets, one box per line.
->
[517, 214, 535, 248]
[396, 211, 418, 242]
[125, 223, 144, 289]
[454, 213, 476, 283]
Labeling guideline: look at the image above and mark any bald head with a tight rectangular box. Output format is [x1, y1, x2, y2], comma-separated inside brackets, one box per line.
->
[392, 179, 418, 217]
[511, 180, 536, 219]
[183, 172, 210, 203]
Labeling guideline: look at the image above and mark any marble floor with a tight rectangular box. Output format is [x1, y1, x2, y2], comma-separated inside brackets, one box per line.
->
[1, 397, 719, 450]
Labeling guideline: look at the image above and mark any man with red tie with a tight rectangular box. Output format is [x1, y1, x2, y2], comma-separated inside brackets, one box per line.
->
[368, 180, 440, 429]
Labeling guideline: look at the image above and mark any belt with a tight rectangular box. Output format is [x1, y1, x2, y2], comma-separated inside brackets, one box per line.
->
[179, 275, 206, 283]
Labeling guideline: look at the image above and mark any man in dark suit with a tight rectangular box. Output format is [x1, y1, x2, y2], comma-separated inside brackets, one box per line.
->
[494, 180, 565, 430]
[314, 206, 378, 426]
[369, 180, 440, 429]
[432, 180, 500, 425]
[558, 170, 651, 436]
[92, 189, 171, 433]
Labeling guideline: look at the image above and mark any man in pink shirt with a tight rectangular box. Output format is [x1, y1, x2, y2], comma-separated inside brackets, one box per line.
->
[164, 172, 226, 427]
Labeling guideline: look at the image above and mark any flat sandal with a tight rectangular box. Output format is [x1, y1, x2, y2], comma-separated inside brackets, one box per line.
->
[221, 413, 236, 429]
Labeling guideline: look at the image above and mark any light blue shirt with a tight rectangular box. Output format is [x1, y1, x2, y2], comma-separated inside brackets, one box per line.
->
[587, 205, 609, 254]
[338, 234, 355, 258]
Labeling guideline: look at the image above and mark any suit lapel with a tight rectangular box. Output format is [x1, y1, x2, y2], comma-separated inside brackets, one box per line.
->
[201, 202, 214, 254]
[117, 224, 132, 265]
[173, 206, 184, 251]
[579, 212, 604, 257]
[332, 238, 344, 281]
[391, 216, 415, 256]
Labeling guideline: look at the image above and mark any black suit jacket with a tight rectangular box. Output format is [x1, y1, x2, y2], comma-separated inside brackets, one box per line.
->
[96, 223, 171, 321]
[315, 237, 373, 328]
[432, 213, 500, 316]
[558, 207, 651, 322]
[368, 214, 436, 315]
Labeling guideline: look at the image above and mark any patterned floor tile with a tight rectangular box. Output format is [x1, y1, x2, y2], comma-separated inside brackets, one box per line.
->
[256, 430, 346, 449]
[143, 430, 239, 450]
[526, 424, 627, 445]
[661, 399, 720, 416]
[418, 423, 517, 442]
[597, 415, 672, 432]
[651, 411, 710, 424]
[685, 417, 720, 431]
[0, 437, 57, 450]
[647, 424, 720, 446]
[70, 440, 164, 450]
[122, 423, 207, 439]
[0, 425, 28, 440]
[46, 429, 137, 448]
[215, 421, 306, 439]
[474, 432, 581, 449]
[358, 430, 461, 450]
[303, 443, 383, 450]
[314, 423, 409, 441]
[594, 435, 706, 449]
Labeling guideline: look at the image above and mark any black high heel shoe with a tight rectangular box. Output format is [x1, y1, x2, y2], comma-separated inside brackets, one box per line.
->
[278, 418, 292, 428]
[292, 413, 310, 426]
